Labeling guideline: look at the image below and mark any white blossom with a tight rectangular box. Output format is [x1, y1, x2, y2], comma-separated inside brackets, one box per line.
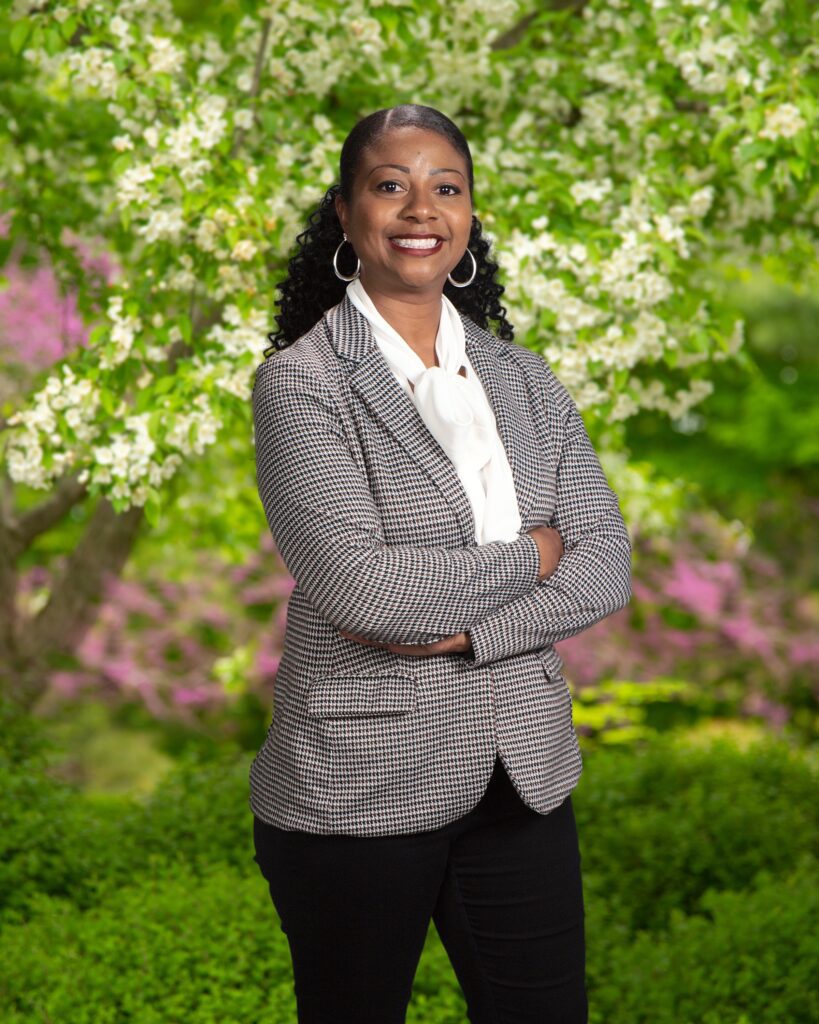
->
[231, 239, 258, 261]
[758, 103, 807, 140]
[147, 35, 186, 76]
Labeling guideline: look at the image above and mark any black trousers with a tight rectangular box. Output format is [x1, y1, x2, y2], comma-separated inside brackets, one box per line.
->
[252, 754, 587, 1024]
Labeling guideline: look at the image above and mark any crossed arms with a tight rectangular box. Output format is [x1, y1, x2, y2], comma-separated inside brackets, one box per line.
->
[251, 351, 632, 667]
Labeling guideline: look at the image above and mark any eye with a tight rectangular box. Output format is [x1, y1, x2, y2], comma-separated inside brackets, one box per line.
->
[375, 180, 403, 192]
[437, 183, 461, 196]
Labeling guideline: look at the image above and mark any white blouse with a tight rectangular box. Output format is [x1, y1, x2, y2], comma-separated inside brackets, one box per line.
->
[346, 277, 522, 544]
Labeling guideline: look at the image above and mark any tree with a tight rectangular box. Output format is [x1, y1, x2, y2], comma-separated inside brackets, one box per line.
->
[1, 0, 816, 706]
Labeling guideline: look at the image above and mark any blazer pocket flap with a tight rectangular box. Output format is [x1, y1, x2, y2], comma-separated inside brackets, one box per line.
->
[538, 646, 565, 681]
[307, 672, 418, 719]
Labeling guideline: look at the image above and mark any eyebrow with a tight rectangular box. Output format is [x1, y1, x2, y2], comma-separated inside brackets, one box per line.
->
[368, 163, 466, 180]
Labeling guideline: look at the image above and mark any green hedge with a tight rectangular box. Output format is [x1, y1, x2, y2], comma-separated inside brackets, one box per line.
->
[5, 729, 816, 934]
[586, 853, 818, 1024]
[1, 851, 815, 1023]
[2, 710, 817, 1022]
[573, 734, 819, 933]
[0, 864, 294, 1024]
[0, 747, 255, 925]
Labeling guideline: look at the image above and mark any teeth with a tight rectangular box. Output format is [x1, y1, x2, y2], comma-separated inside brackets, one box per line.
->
[392, 237, 441, 249]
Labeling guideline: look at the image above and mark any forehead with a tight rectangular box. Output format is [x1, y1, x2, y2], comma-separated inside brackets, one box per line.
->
[360, 125, 467, 170]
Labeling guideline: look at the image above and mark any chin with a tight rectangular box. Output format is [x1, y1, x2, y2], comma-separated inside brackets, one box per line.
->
[391, 267, 447, 289]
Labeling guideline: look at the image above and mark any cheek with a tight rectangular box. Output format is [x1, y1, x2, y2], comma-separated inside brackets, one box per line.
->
[456, 211, 473, 245]
[352, 205, 387, 245]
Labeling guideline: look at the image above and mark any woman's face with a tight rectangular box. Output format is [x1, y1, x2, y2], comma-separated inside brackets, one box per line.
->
[335, 126, 473, 298]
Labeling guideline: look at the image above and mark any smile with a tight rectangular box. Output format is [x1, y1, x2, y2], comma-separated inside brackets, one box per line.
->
[389, 236, 444, 254]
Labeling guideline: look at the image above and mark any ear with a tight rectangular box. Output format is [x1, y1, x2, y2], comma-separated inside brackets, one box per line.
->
[334, 194, 348, 235]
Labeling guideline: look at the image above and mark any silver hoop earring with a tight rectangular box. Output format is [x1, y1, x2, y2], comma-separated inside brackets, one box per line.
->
[447, 248, 477, 288]
[333, 233, 360, 282]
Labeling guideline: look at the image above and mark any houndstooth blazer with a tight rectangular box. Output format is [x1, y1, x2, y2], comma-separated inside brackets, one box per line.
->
[248, 292, 632, 836]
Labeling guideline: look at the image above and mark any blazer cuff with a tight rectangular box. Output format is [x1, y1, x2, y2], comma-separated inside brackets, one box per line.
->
[464, 615, 506, 668]
[516, 530, 541, 590]
[464, 532, 540, 667]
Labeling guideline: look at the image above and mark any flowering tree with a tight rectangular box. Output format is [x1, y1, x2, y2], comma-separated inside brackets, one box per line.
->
[1, 0, 817, 706]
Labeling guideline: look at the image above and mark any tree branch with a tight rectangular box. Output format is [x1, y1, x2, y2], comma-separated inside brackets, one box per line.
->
[12, 495, 145, 707]
[491, 0, 590, 51]
[230, 18, 272, 158]
[11, 472, 87, 556]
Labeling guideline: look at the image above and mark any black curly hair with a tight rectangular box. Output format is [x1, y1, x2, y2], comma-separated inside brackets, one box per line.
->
[263, 104, 515, 357]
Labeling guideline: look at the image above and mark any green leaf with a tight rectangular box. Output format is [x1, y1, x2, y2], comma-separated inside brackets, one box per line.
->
[177, 316, 192, 344]
[787, 156, 806, 180]
[153, 376, 177, 395]
[58, 15, 78, 41]
[144, 490, 161, 527]
[43, 26, 63, 56]
[88, 325, 108, 346]
[117, 78, 136, 102]
[99, 389, 118, 415]
[9, 20, 32, 54]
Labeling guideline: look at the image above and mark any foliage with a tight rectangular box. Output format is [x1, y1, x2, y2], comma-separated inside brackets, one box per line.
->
[572, 732, 819, 934]
[560, 509, 819, 742]
[0, 725, 816, 1021]
[0, 741, 254, 926]
[586, 853, 818, 1024]
[2, 853, 815, 1022]
[16, 501, 816, 739]
[0, 865, 294, 1024]
[24, 533, 291, 725]
[1, 0, 818, 515]
[625, 271, 819, 526]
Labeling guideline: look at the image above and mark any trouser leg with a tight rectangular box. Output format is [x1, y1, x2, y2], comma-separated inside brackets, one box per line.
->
[252, 815, 450, 1024]
[432, 774, 588, 1024]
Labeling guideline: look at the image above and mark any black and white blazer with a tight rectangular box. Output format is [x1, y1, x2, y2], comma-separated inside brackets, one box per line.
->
[249, 292, 632, 836]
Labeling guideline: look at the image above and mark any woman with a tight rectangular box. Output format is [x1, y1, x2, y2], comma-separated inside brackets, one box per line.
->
[250, 104, 632, 1024]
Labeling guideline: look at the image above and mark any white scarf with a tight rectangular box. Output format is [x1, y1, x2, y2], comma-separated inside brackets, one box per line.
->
[346, 277, 522, 544]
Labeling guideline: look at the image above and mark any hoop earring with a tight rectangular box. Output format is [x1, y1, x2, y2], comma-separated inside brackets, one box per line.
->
[447, 248, 477, 288]
[333, 233, 360, 282]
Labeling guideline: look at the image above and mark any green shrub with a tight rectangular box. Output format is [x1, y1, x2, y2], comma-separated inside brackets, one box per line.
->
[0, 695, 49, 766]
[0, 863, 295, 1024]
[117, 747, 255, 872]
[572, 734, 819, 933]
[5, 729, 817, 941]
[0, 747, 255, 925]
[2, 722, 817, 1022]
[586, 853, 819, 1023]
[2, 846, 814, 1023]
[0, 758, 125, 925]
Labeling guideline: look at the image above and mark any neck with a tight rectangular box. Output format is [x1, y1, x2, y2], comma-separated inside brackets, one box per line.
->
[358, 275, 443, 365]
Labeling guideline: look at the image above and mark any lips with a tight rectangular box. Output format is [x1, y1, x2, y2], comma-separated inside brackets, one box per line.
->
[389, 234, 446, 253]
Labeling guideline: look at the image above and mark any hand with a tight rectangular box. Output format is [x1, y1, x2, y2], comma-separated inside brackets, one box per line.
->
[527, 524, 564, 580]
[338, 628, 473, 657]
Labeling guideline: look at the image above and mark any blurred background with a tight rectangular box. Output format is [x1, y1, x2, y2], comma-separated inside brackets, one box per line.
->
[1, 1, 816, 1021]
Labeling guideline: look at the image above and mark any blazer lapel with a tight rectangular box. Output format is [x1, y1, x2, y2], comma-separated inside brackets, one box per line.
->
[323, 294, 538, 545]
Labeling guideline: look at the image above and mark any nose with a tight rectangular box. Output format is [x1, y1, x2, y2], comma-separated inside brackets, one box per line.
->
[399, 184, 439, 223]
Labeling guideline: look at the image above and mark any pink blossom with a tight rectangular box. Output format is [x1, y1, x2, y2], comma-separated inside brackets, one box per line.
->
[662, 560, 725, 619]
[172, 686, 216, 707]
[255, 650, 281, 677]
[721, 614, 775, 657]
[104, 577, 166, 619]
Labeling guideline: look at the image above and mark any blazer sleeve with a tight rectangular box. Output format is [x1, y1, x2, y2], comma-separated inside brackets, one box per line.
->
[464, 361, 633, 667]
[252, 354, 541, 644]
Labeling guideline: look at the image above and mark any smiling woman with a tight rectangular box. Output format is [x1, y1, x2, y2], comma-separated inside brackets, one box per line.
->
[265, 105, 516, 353]
[333, 128, 474, 353]
[249, 103, 632, 1024]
